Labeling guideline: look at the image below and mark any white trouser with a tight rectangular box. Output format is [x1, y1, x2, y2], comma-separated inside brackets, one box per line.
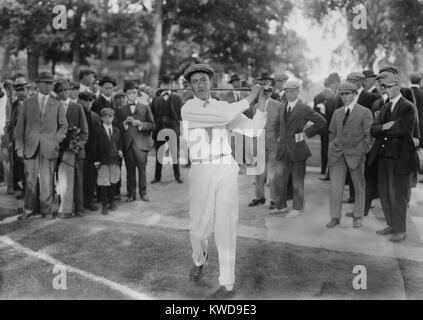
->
[189, 155, 239, 287]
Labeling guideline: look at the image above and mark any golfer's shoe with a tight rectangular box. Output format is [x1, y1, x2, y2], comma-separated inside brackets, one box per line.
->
[206, 286, 236, 300]
[189, 253, 207, 282]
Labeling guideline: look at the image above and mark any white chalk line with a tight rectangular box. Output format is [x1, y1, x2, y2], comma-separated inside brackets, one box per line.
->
[0, 235, 153, 300]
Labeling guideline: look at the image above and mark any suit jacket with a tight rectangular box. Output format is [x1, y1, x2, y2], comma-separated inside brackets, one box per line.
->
[328, 104, 373, 169]
[9, 99, 24, 139]
[117, 102, 155, 152]
[274, 100, 327, 162]
[411, 86, 423, 147]
[91, 95, 115, 115]
[60, 101, 89, 160]
[222, 90, 253, 118]
[83, 109, 101, 157]
[261, 98, 283, 152]
[314, 88, 336, 129]
[150, 93, 183, 138]
[15, 95, 68, 160]
[368, 96, 419, 174]
[357, 90, 378, 110]
[93, 125, 122, 165]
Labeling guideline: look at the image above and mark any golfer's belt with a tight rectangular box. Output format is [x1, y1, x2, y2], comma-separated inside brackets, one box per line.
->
[191, 154, 231, 164]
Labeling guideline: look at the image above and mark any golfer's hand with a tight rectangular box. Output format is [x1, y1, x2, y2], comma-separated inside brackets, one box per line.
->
[94, 162, 100, 169]
[413, 138, 420, 147]
[118, 151, 123, 158]
[257, 88, 268, 112]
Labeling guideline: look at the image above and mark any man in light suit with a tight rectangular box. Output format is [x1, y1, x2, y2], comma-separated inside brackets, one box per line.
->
[117, 81, 155, 202]
[273, 81, 327, 217]
[15, 72, 68, 219]
[326, 82, 373, 229]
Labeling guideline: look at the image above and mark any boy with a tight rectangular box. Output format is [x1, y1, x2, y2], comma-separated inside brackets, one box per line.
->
[94, 107, 123, 215]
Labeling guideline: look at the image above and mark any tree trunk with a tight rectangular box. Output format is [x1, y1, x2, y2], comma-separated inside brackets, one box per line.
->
[1, 45, 12, 77]
[27, 48, 39, 81]
[72, 10, 83, 81]
[147, 0, 163, 89]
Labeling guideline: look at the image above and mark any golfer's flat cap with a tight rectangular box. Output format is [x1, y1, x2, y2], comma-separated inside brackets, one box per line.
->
[100, 107, 115, 117]
[346, 72, 365, 81]
[78, 91, 97, 101]
[283, 81, 301, 90]
[184, 64, 215, 81]
[338, 82, 358, 93]
[381, 74, 401, 87]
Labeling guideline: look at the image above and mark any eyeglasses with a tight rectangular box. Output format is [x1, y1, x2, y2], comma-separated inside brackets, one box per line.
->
[340, 92, 354, 96]
[381, 84, 396, 89]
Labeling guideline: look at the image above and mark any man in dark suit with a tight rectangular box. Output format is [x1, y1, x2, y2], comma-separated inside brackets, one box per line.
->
[313, 72, 340, 179]
[326, 82, 373, 229]
[15, 72, 68, 219]
[91, 76, 117, 116]
[150, 76, 183, 184]
[10, 78, 28, 199]
[368, 74, 420, 243]
[54, 81, 89, 219]
[410, 72, 423, 148]
[273, 81, 327, 217]
[363, 70, 379, 96]
[117, 81, 155, 202]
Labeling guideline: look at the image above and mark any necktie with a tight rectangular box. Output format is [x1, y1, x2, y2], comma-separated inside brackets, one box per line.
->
[41, 95, 48, 115]
[108, 127, 112, 140]
[130, 104, 136, 114]
[384, 102, 392, 122]
[343, 108, 350, 126]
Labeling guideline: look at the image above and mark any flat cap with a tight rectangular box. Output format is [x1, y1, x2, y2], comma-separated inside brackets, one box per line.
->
[53, 80, 70, 93]
[100, 107, 115, 117]
[363, 70, 376, 79]
[409, 72, 423, 84]
[346, 72, 365, 81]
[69, 81, 80, 90]
[79, 69, 96, 80]
[78, 91, 97, 101]
[381, 74, 401, 87]
[183, 64, 215, 82]
[283, 81, 301, 90]
[327, 72, 341, 84]
[274, 74, 289, 81]
[229, 74, 241, 83]
[338, 81, 358, 93]
[37, 71, 54, 83]
[376, 71, 391, 80]
[99, 76, 116, 87]
[13, 77, 28, 88]
[379, 66, 399, 75]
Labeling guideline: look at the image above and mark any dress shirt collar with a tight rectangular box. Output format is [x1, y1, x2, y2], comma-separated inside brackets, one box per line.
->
[102, 94, 112, 103]
[287, 98, 299, 110]
[193, 95, 213, 106]
[356, 87, 363, 96]
[367, 85, 376, 93]
[390, 94, 402, 111]
[62, 98, 70, 112]
[103, 123, 113, 133]
[345, 100, 355, 113]
[382, 93, 388, 103]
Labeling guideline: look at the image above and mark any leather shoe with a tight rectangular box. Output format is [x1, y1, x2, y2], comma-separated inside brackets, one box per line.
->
[57, 212, 73, 219]
[206, 286, 236, 300]
[176, 178, 184, 184]
[102, 205, 109, 215]
[17, 212, 35, 220]
[248, 198, 265, 207]
[326, 218, 340, 228]
[268, 201, 277, 210]
[84, 203, 98, 211]
[43, 213, 56, 220]
[75, 210, 85, 217]
[16, 192, 25, 200]
[126, 196, 136, 202]
[189, 253, 207, 282]
[109, 202, 117, 211]
[390, 233, 407, 243]
[319, 175, 330, 181]
[353, 217, 362, 228]
[150, 179, 160, 184]
[140, 195, 149, 202]
[376, 226, 394, 236]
